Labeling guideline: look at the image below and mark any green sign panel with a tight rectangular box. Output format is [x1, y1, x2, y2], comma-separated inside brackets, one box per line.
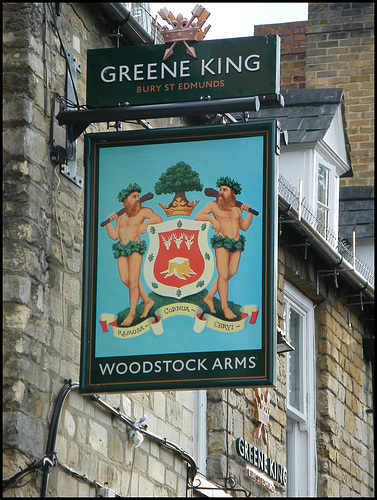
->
[86, 36, 280, 107]
[80, 121, 277, 393]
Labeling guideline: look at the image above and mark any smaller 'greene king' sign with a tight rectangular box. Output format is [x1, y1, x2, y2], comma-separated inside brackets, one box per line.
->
[86, 35, 280, 107]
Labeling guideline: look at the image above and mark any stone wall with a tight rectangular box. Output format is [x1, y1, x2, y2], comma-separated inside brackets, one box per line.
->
[282, 234, 374, 496]
[315, 295, 374, 496]
[206, 381, 287, 497]
[3, 3, 193, 497]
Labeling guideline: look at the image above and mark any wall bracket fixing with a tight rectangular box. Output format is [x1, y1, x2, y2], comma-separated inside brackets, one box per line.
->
[60, 47, 83, 188]
[284, 237, 310, 260]
[316, 268, 349, 294]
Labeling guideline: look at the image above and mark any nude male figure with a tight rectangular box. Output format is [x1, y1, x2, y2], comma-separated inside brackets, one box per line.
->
[194, 177, 253, 320]
[106, 184, 163, 326]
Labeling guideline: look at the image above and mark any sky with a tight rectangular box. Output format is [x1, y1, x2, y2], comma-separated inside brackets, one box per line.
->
[149, 2, 309, 40]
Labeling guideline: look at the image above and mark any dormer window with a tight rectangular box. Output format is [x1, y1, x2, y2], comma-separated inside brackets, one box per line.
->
[241, 88, 355, 251]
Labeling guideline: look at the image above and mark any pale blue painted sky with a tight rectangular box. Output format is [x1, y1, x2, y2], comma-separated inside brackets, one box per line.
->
[95, 133, 266, 357]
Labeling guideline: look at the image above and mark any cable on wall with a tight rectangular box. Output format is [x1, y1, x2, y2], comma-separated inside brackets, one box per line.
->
[89, 394, 198, 483]
[55, 459, 117, 496]
[47, 165, 68, 421]
[43, 3, 49, 115]
[28, 379, 198, 495]
[5, 380, 199, 495]
[225, 388, 230, 487]
[3, 455, 54, 491]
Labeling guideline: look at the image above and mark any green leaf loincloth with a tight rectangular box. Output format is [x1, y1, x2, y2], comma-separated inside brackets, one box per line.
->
[210, 234, 246, 252]
[112, 240, 147, 259]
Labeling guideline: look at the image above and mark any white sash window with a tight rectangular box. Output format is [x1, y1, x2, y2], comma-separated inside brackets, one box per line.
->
[284, 282, 317, 497]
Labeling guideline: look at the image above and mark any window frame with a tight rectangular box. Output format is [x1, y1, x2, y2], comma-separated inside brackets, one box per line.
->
[283, 281, 317, 497]
[285, 303, 307, 423]
[193, 390, 207, 475]
[316, 162, 330, 238]
[313, 156, 339, 242]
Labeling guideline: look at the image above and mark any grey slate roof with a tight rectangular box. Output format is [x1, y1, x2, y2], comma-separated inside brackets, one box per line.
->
[339, 186, 375, 240]
[242, 88, 345, 145]
[232, 88, 352, 174]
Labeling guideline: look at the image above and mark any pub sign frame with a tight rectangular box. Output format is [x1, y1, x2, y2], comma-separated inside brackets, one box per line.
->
[80, 121, 277, 393]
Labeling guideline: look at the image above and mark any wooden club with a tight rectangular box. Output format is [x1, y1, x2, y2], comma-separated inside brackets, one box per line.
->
[204, 187, 259, 216]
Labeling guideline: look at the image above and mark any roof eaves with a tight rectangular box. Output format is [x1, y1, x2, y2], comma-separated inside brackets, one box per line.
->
[281, 88, 343, 106]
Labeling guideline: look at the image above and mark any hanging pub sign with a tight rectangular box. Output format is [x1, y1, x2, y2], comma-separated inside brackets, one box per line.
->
[86, 35, 280, 107]
[79, 121, 277, 393]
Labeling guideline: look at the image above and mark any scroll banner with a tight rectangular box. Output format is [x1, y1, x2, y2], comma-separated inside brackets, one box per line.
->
[99, 304, 259, 339]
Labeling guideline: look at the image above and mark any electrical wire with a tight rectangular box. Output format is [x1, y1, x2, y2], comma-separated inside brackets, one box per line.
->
[3, 444, 37, 490]
[47, 165, 67, 420]
[41, 380, 79, 497]
[5, 381, 198, 495]
[3, 443, 34, 462]
[89, 394, 198, 482]
[55, 458, 118, 495]
[45, 4, 81, 419]
[43, 3, 49, 115]
[3, 456, 53, 491]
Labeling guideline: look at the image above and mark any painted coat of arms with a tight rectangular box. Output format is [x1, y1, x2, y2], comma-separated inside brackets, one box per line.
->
[99, 159, 260, 339]
[144, 218, 214, 299]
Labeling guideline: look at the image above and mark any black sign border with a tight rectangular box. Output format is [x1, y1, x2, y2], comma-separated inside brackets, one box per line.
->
[80, 121, 277, 393]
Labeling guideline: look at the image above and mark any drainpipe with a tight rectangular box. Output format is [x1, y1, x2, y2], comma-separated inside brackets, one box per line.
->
[96, 3, 154, 46]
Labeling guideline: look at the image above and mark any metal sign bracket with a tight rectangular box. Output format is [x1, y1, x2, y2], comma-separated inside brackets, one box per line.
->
[59, 46, 83, 188]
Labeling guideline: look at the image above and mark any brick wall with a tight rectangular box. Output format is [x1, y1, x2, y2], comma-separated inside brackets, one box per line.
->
[256, 4, 374, 187]
[255, 21, 308, 90]
[306, 3, 374, 186]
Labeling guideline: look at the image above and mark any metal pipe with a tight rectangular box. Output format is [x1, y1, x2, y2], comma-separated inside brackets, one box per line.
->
[57, 96, 260, 125]
[298, 178, 302, 221]
[97, 3, 154, 46]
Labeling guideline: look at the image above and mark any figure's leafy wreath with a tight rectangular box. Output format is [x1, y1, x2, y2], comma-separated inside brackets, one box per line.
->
[117, 183, 142, 202]
[216, 176, 242, 195]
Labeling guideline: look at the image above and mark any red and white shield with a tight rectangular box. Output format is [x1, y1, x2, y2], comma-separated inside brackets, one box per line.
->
[143, 219, 214, 298]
